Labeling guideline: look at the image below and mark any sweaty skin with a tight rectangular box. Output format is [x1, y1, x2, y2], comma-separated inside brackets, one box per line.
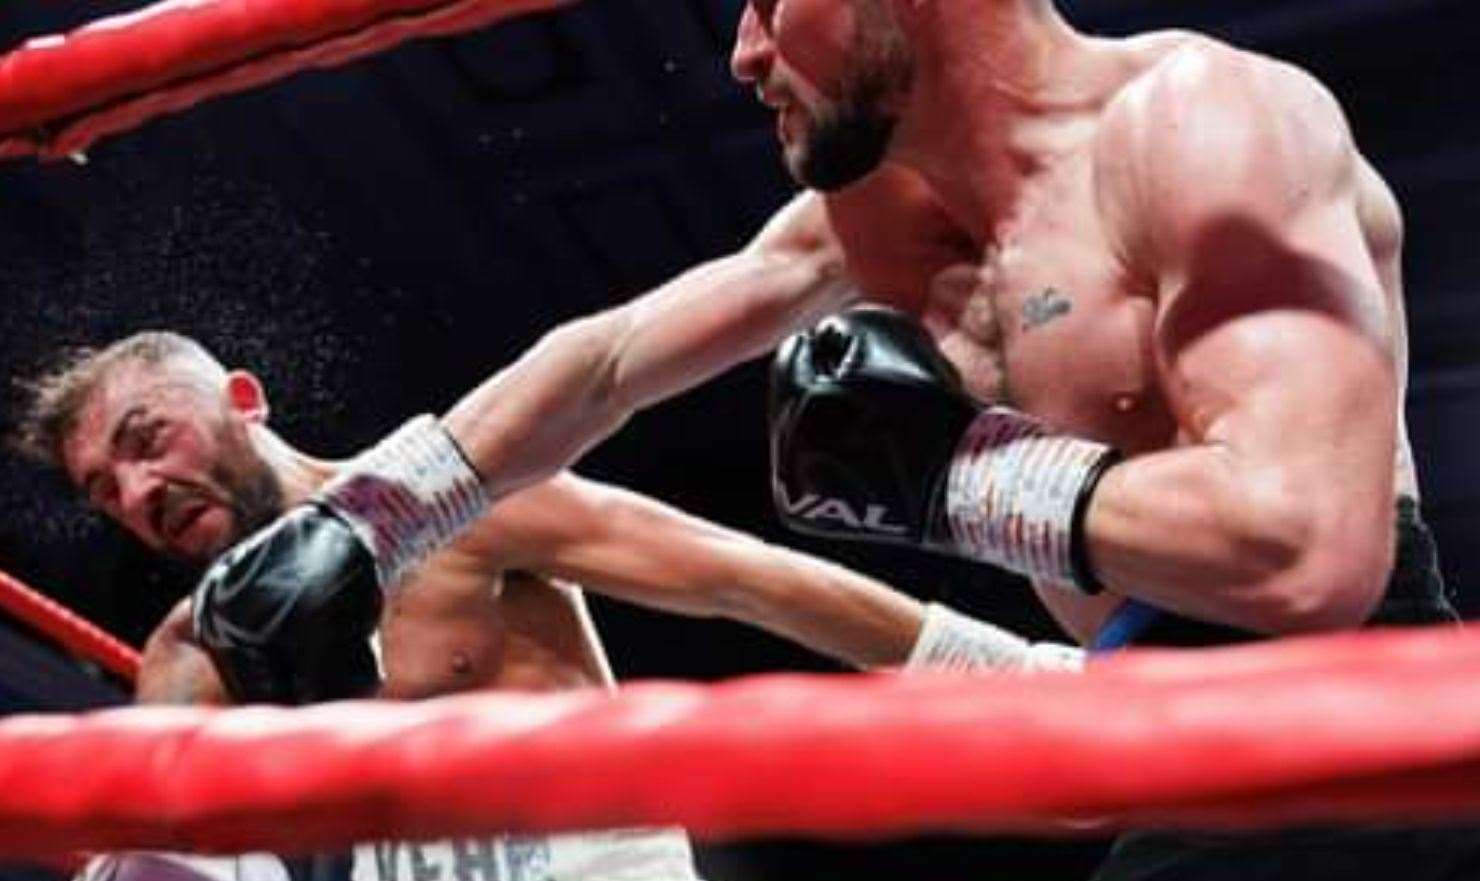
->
[424, 5, 1414, 645]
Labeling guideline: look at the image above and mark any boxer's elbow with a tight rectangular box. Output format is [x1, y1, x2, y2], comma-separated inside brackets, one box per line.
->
[1233, 495, 1388, 633]
[1280, 519, 1388, 633]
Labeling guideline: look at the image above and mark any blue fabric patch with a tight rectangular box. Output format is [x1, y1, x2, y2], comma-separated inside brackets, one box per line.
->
[1091, 599, 1162, 653]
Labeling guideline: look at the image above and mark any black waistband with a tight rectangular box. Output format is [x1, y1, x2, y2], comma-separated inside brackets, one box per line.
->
[1123, 497, 1459, 649]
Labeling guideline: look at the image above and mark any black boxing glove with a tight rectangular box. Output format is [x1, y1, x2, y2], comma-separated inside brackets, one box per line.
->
[193, 415, 489, 703]
[769, 306, 1119, 595]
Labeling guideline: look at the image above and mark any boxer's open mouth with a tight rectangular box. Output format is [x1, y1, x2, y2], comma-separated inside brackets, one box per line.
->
[160, 498, 207, 544]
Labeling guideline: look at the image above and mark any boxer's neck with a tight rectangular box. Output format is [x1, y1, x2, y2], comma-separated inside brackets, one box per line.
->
[247, 425, 335, 509]
[887, 0, 1115, 241]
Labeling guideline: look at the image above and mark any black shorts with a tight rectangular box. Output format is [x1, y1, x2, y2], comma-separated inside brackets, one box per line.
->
[1091, 826, 1480, 881]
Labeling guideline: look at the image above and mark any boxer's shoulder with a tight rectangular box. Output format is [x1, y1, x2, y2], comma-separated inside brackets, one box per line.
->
[1110, 30, 1323, 105]
[1094, 33, 1360, 271]
[1100, 34, 1352, 178]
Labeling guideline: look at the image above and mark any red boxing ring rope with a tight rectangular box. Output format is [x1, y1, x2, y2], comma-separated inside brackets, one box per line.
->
[0, 569, 139, 683]
[0, 0, 570, 160]
[1, 625, 1479, 858]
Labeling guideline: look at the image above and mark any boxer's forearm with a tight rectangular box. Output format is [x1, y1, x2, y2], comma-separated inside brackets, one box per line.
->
[440, 311, 631, 501]
[510, 475, 924, 668]
[1083, 445, 1390, 634]
[604, 247, 852, 413]
[442, 247, 851, 500]
[711, 541, 925, 668]
[585, 532, 925, 669]
[136, 644, 229, 705]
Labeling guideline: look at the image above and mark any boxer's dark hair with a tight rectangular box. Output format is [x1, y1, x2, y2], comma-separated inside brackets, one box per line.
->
[12, 331, 220, 469]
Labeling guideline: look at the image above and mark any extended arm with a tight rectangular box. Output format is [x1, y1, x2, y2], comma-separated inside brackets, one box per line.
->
[485, 472, 922, 669]
[444, 193, 853, 500]
[191, 195, 855, 703]
[1083, 47, 1398, 632]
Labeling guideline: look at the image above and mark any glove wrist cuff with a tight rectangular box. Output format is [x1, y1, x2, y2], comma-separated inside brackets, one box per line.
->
[943, 407, 1117, 594]
[318, 415, 489, 589]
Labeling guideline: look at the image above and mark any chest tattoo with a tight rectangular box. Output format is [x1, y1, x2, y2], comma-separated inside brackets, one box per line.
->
[1020, 287, 1073, 332]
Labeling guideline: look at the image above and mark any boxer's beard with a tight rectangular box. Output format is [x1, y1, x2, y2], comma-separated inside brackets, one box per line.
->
[208, 429, 285, 556]
[797, 101, 897, 192]
[793, 14, 909, 192]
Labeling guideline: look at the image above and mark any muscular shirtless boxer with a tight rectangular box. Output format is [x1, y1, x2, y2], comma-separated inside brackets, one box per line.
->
[722, 1, 1470, 877]
[726, 0, 1451, 639]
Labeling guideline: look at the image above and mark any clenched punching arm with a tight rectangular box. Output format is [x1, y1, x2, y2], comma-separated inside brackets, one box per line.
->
[442, 192, 852, 499]
[194, 195, 850, 702]
[483, 473, 1082, 673]
[769, 306, 1118, 596]
[484, 472, 924, 669]
[1079, 50, 1397, 633]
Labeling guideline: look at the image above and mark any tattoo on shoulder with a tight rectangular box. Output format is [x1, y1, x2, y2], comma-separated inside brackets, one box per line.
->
[1020, 287, 1073, 332]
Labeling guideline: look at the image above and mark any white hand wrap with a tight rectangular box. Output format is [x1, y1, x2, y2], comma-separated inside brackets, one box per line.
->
[904, 603, 1085, 674]
[317, 415, 490, 590]
[944, 407, 1116, 594]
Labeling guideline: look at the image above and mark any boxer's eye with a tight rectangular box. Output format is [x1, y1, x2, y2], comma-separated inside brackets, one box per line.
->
[125, 419, 164, 459]
[143, 420, 168, 457]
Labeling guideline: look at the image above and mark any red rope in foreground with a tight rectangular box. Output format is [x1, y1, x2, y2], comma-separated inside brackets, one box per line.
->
[1, 625, 1479, 857]
[0, 0, 571, 160]
[0, 569, 139, 682]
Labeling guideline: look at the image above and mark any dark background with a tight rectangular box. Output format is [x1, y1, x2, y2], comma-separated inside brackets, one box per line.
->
[0, 0, 1475, 878]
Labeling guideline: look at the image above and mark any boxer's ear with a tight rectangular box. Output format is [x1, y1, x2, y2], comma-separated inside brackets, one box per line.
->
[224, 370, 270, 423]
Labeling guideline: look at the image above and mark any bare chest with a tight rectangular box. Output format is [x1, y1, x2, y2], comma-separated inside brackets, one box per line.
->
[377, 563, 605, 699]
[917, 190, 1174, 451]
